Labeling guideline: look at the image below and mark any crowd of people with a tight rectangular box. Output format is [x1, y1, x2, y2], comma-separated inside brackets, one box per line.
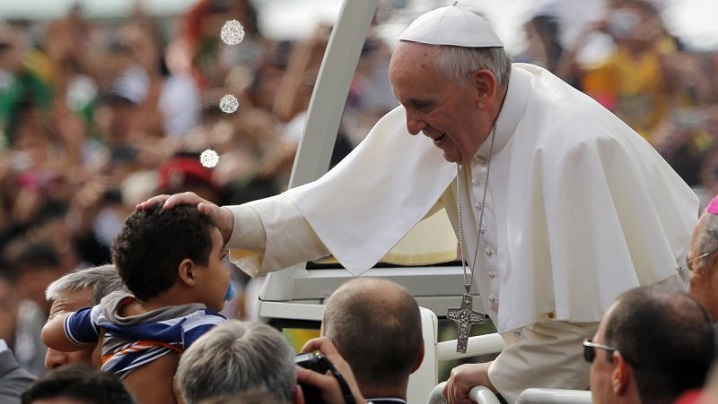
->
[1, 0, 718, 403]
[0, 0, 395, 379]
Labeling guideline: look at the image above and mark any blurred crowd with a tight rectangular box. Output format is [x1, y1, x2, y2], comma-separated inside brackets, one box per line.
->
[519, 0, 718, 198]
[0, 0, 716, 381]
[0, 0, 397, 377]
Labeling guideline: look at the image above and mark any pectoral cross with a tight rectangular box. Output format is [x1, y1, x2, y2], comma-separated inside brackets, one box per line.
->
[447, 293, 485, 353]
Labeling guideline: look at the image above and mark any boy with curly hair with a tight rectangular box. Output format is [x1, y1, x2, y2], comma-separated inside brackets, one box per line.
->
[42, 204, 234, 403]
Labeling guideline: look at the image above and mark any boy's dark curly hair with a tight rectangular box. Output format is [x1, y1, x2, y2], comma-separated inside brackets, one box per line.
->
[111, 204, 215, 301]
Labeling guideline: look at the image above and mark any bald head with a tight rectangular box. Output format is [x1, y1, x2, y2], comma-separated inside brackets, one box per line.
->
[323, 278, 422, 396]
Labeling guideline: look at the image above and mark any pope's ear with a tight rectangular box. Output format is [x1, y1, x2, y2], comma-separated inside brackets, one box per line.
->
[471, 69, 497, 110]
[177, 259, 196, 287]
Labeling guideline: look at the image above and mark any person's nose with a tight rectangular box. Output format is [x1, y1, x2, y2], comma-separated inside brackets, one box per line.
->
[406, 110, 427, 135]
[45, 348, 69, 369]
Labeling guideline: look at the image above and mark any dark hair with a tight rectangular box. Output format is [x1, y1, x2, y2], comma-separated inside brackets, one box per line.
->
[604, 286, 714, 403]
[13, 241, 61, 271]
[5, 96, 50, 147]
[323, 278, 422, 389]
[111, 204, 214, 301]
[21, 364, 135, 404]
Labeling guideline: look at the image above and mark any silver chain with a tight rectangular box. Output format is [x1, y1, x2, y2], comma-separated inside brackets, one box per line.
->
[456, 126, 497, 295]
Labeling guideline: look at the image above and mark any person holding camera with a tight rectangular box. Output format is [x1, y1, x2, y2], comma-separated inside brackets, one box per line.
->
[176, 319, 366, 404]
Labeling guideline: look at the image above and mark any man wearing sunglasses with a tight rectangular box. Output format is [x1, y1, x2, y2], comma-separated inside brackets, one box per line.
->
[687, 194, 718, 334]
[585, 285, 713, 404]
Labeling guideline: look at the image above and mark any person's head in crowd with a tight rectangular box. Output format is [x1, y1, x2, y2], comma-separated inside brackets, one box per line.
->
[522, 14, 563, 72]
[604, 0, 665, 47]
[5, 98, 52, 163]
[116, 20, 168, 78]
[158, 152, 222, 203]
[111, 204, 230, 312]
[10, 241, 64, 312]
[8, 202, 80, 274]
[587, 285, 713, 404]
[96, 67, 147, 146]
[43, 265, 125, 369]
[176, 320, 298, 404]
[688, 194, 718, 322]
[0, 24, 24, 73]
[21, 364, 135, 404]
[321, 277, 423, 400]
[182, 0, 261, 50]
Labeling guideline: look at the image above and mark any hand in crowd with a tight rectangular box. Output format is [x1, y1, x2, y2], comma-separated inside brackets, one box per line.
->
[299, 337, 366, 404]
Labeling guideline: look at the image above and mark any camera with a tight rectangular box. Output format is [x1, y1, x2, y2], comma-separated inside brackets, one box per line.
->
[296, 352, 330, 404]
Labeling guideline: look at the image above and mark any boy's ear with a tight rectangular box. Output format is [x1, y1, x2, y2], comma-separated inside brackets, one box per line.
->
[178, 259, 197, 287]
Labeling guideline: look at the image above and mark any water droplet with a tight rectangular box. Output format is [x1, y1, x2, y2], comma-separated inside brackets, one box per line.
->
[220, 20, 245, 45]
[200, 149, 220, 168]
[219, 94, 239, 114]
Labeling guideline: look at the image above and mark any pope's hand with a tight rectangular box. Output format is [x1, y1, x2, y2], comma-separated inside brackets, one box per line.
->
[136, 192, 235, 243]
[443, 362, 495, 404]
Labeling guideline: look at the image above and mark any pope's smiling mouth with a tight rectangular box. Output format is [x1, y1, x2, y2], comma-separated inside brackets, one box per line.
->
[433, 133, 446, 143]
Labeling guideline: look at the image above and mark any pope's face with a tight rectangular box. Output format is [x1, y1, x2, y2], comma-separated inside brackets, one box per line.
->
[389, 42, 488, 165]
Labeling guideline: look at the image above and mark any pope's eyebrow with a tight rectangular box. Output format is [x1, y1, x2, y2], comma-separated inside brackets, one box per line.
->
[406, 98, 435, 109]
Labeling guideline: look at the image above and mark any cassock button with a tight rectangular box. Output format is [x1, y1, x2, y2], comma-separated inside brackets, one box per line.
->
[485, 248, 493, 257]
[476, 156, 487, 165]
[480, 228, 487, 235]
[488, 271, 497, 279]
[474, 202, 482, 210]
[489, 295, 499, 304]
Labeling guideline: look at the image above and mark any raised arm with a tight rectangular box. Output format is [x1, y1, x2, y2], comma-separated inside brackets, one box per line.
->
[41, 307, 99, 352]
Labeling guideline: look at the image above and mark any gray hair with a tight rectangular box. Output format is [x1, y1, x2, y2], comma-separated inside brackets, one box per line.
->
[694, 214, 718, 265]
[433, 46, 512, 88]
[45, 264, 126, 305]
[176, 320, 296, 404]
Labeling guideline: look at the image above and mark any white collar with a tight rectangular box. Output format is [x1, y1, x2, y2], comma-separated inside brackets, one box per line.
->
[0, 339, 8, 353]
[475, 65, 530, 160]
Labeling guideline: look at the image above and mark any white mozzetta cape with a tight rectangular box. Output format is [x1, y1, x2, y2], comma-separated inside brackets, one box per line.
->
[244, 64, 698, 332]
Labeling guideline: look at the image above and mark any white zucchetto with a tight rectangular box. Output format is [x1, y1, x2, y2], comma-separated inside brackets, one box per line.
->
[399, 5, 504, 48]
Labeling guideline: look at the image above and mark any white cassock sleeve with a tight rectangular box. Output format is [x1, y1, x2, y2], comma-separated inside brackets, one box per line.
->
[226, 196, 329, 277]
[225, 106, 456, 276]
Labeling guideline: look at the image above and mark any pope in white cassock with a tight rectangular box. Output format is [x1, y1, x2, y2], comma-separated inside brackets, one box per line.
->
[142, 5, 698, 404]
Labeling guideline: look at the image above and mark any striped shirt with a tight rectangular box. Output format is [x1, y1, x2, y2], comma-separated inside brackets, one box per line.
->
[64, 291, 225, 378]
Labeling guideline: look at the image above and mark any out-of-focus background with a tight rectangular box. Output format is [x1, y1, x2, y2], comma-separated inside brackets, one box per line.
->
[0, 0, 716, 376]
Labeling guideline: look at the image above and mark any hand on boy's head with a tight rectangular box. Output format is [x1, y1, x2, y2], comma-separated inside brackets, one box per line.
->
[136, 192, 235, 243]
[135, 194, 171, 211]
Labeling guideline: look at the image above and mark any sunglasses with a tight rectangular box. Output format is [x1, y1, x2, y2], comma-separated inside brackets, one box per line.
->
[677, 248, 718, 273]
[582, 339, 640, 369]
